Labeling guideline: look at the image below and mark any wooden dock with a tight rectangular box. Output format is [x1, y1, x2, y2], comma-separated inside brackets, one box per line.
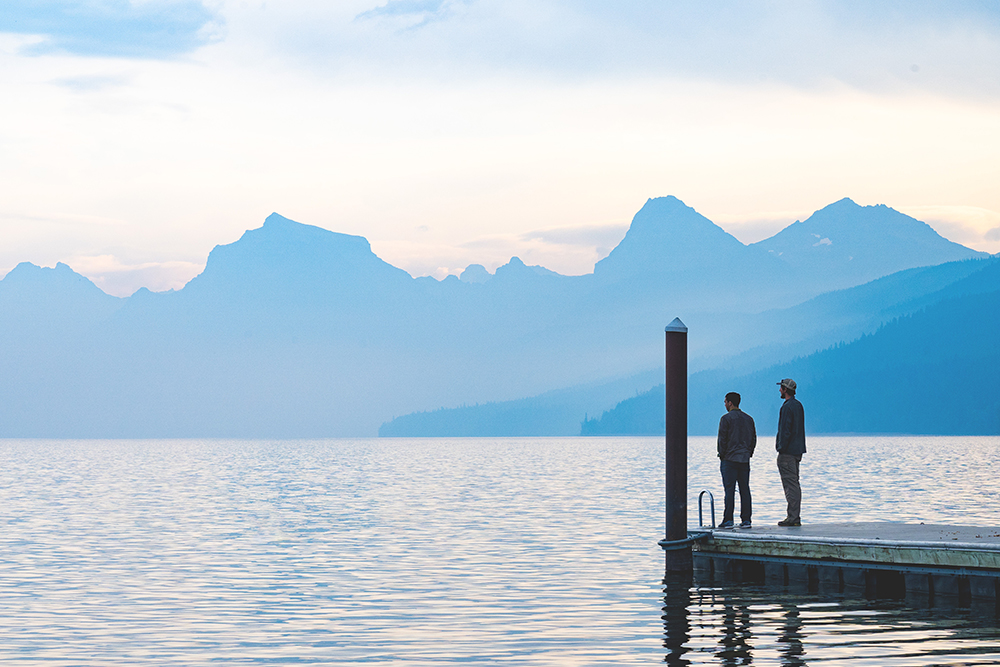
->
[690, 522, 1000, 605]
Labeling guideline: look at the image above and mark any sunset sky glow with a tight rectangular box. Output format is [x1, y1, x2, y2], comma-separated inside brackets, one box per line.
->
[2, 1, 1000, 296]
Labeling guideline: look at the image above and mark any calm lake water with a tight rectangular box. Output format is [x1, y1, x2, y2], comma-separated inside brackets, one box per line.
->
[0, 436, 998, 665]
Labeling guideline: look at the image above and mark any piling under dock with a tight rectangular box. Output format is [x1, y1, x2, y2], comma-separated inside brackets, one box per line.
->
[691, 522, 1000, 605]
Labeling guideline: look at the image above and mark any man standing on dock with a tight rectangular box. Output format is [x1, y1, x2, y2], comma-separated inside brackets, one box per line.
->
[717, 392, 756, 529]
[776, 378, 806, 527]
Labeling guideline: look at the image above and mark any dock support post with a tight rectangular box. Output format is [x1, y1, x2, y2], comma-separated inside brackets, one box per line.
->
[664, 317, 691, 572]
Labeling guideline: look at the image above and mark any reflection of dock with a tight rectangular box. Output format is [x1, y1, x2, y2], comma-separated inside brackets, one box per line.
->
[692, 522, 1000, 603]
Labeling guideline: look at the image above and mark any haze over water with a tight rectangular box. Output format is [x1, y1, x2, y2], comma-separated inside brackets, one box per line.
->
[0, 436, 998, 664]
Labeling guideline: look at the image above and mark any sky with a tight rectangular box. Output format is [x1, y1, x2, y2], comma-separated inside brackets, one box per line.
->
[2, 1, 1000, 296]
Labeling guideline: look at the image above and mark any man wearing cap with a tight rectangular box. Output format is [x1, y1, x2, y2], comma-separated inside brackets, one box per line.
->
[776, 378, 806, 527]
[717, 392, 756, 529]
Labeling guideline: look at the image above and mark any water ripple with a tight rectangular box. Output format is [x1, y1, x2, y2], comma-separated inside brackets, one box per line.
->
[0, 436, 996, 664]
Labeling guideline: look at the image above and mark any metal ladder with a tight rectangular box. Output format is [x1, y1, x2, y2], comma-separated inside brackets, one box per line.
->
[698, 489, 716, 529]
[658, 490, 715, 551]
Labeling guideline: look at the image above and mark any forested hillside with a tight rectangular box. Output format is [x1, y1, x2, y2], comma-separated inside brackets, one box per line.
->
[584, 287, 1000, 435]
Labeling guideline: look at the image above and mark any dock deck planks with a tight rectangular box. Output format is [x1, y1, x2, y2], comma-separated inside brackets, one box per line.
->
[697, 522, 1000, 570]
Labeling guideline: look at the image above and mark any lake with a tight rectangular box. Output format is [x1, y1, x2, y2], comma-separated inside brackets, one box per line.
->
[0, 436, 997, 664]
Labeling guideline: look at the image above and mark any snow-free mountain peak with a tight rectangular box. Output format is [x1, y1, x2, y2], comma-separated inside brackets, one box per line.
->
[0, 262, 123, 335]
[594, 196, 748, 276]
[181, 212, 412, 298]
[494, 256, 562, 280]
[459, 264, 492, 283]
[0, 261, 117, 301]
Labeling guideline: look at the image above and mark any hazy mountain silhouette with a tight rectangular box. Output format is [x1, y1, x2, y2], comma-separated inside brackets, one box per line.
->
[187, 213, 413, 298]
[592, 196, 790, 312]
[394, 256, 1000, 437]
[582, 257, 1000, 436]
[595, 196, 764, 277]
[379, 368, 663, 437]
[754, 198, 978, 289]
[382, 199, 990, 438]
[690, 255, 999, 375]
[0, 262, 123, 346]
[0, 198, 989, 437]
[710, 287, 1000, 435]
[0, 261, 121, 319]
[459, 264, 491, 283]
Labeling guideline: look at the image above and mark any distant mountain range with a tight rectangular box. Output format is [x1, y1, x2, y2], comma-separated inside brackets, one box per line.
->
[583, 260, 1000, 435]
[0, 197, 990, 437]
[390, 255, 1000, 437]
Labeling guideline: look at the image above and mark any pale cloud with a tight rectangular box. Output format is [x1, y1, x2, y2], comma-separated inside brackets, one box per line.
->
[373, 223, 628, 279]
[64, 254, 203, 296]
[0, 209, 217, 296]
[0, 33, 47, 55]
[520, 224, 627, 249]
[898, 205, 1000, 255]
[222, 1, 1000, 100]
[51, 73, 131, 92]
[3, 1, 1000, 293]
[0, 254, 201, 297]
[454, 232, 605, 276]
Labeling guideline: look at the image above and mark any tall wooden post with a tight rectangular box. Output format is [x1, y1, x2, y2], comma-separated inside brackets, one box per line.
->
[664, 317, 691, 572]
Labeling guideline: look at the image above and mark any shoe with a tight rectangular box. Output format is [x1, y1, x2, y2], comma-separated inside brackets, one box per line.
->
[717, 520, 735, 529]
[777, 518, 801, 527]
[737, 521, 752, 529]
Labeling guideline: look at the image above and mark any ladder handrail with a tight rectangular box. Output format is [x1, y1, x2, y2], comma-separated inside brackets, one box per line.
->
[698, 489, 716, 529]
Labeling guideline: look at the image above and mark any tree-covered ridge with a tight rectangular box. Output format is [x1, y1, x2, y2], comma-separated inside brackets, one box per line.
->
[585, 287, 1000, 436]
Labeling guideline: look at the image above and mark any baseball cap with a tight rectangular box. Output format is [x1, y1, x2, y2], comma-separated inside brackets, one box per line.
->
[777, 378, 797, 391]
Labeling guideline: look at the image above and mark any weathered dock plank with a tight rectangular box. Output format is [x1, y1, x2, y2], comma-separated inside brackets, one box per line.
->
[691, 523, 1000, 603]
[697, 523, 1000, 570]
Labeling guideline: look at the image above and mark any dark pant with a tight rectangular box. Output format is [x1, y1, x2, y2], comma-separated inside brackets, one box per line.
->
[720, 459, 751, 524]
[777, 454, 801, 521]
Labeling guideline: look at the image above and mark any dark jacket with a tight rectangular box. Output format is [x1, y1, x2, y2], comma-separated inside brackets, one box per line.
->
[718, 408, 756, 463]
[776, 396, 806, 458]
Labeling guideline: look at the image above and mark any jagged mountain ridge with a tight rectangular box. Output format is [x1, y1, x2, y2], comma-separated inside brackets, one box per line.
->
[0, 197, 987, 437]
[383, 255, 1000, 437]
[754, 198, 977, 289]
[0, 262, 123, 341]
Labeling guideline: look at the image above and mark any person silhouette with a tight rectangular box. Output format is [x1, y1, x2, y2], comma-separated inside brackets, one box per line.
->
[717, 392, 756, 529]
[776, 378, 806, 527]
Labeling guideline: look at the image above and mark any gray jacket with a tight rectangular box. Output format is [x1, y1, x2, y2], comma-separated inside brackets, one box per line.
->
[718, 408, 756, 463]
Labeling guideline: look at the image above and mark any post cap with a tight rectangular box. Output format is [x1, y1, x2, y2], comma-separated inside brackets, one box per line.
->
[665, 317, 687, 333]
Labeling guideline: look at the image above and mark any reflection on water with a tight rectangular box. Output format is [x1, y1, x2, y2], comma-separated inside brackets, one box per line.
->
[662, 572, 1000, 666]
[663, 573, 694, 664]
[0, 436, 996, 664]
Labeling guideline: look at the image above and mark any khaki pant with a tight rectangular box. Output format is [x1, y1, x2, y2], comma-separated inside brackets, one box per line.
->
[777, 454, 801, 521]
